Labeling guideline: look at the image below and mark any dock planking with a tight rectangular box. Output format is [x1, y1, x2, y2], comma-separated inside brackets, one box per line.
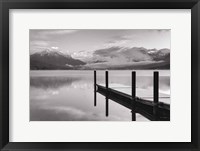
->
[94, 70, 170, 121]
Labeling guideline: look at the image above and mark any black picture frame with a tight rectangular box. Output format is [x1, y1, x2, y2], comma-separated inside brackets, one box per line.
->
[0, 0, 199, 150]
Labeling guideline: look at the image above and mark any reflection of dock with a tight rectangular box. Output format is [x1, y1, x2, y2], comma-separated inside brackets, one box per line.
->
[94, 70, 170, 121]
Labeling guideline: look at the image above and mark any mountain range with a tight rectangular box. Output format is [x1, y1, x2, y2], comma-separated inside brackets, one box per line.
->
[30, 47, 170, 70]
[30, 49, 85, 70]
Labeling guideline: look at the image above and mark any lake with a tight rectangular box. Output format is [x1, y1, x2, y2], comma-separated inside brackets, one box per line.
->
[30, 70, 170, 121]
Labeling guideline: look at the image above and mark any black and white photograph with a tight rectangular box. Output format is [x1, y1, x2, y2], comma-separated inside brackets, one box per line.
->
[30, 29, 170, 121]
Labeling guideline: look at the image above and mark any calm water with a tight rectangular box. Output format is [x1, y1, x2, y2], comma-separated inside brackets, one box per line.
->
[30, 70, 170, 121]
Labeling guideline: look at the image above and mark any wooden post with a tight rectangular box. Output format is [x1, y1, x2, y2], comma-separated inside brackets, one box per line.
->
[153, 71, 159, 120]
[94, 70, 97, 106]
[131, 71, 136, 121]
[105, 70, 109, 116]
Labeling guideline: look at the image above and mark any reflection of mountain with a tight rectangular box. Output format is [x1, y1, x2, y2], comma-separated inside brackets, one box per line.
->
[136, 76, 170, 90]
[30, 49, 86, 70]
[30, 76, 81, 90]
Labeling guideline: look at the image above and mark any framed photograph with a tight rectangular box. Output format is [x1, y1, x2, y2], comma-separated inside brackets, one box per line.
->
[0, 0, 199, 150]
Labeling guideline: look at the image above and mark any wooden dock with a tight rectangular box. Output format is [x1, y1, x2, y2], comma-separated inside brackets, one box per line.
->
[94, 70, 170, 121]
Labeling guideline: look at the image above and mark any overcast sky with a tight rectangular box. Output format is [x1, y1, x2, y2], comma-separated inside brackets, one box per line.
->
[30, 29, 170, 57]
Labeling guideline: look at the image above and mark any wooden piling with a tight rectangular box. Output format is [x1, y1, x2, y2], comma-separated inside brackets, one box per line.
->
[153, 71, 159, 120]
[94, 70, 97, 106]
[106, 70, 109, 116]
[95, 70, 170, 121]
[132, 71, 136, 121]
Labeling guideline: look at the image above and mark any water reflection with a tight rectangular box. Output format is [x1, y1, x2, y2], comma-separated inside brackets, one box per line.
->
[30, 76, 81, 90]
[30, 105, 128, 121]
[30, 70, 170, 121]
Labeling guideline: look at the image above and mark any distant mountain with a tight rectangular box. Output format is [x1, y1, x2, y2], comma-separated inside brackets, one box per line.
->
[148, 48, 170, 61]
[30, 49, 86, 70]
[86, 47, 169, 63]
[30, 47, 170, 70]
[81, 46, 170, 70]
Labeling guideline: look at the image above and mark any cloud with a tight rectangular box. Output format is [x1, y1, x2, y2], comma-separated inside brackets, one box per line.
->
[156, 29, 170, 32]
[30, 40, 49, 47]
[30, 29, 78, 40]
[94, 46, 122, 57]
[108, 35, 130, 43]
[92, 46, 158, 64]
[41, 30, 78, 35]
[30, 30, 78, 49]
[51, 46, 59, 50]
[104, 35, 132, 48]
[30, 40, 50, 53]
[72, 51, 93, 60]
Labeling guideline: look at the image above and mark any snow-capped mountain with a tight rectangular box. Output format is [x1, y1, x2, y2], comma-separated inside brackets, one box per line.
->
[37, 49, 64, 56]
[80, 46, 170, 70]
[30, 49, 86, 70]
[30, 47, 170, 70]
[85, 46, 170, 63]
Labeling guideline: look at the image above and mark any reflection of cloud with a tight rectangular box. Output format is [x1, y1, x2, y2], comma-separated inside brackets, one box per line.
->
[30, 76, 81, 90]
[71, 82, 92, 89]
[31, 106, 90, 121]
[137, 76, 170, 90]
[31, 89, 59, 100]
[31, 105, 129, 121]
[51, 90, 59, 95]
[159, 89, 170, 95]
